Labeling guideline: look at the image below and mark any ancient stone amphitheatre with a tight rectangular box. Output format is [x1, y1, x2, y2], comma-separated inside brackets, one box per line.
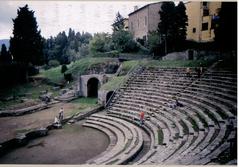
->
[0, 58, 237, 165]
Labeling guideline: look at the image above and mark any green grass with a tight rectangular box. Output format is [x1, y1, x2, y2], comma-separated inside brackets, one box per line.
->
[67, 97, 99, 116]
[66, 57, 115, 75]
[158, 129, 164, 145]
[40, 57, 117, 83]
[188, 117, 199, 132]
[119, 60, 140, 75]
[40, 66, 63, 83]
[100, 76, 126, 91]
[0, 82, 60, 109]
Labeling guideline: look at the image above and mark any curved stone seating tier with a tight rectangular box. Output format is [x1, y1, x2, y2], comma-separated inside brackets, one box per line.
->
[104, 67, 236, 164]
[83, 114, 144, 165]
[118, 92, 208, 130]
[111, 97, 211, 163]
[107, 110, 188, 165]
[124, 86, 235, 121]
[127, 80, 236, 103]
[83, 123, 117, 163]
[109, 102, 200, 163]
[106, 112, 159, 164]
[121, 90, 216, 127]
[112, 101, 184, 138]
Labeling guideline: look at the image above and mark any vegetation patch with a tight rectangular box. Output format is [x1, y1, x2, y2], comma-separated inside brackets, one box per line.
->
[119, 60, 140, 75]
[179, 120, 189, 135]
[158, 129, 164, 145]
[187, 117, 199, 132]
[40, 57, 117, 83]
[100, 76, 126, 91]
[67, 97, 99, 116]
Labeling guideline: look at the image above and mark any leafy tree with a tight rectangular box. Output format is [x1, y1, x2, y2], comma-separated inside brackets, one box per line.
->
[214, 2, 237, 52]
[112, 12, 124, 31]
[0, 44, 12, 63]
[10, 5, 43, 65]
[89, 33, 113, 53]
[147, 31, 161, 54]
[112, 30, 137, 52]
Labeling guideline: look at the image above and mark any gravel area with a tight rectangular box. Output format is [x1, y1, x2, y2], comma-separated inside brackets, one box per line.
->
[0, 124, 109, 164]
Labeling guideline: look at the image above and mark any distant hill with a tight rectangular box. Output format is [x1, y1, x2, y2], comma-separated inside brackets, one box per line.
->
[0, 39, 10, 50]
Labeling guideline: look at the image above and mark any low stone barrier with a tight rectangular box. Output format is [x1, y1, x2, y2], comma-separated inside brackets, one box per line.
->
[0, 103, 49, 117]
[0, 128, 48, 157]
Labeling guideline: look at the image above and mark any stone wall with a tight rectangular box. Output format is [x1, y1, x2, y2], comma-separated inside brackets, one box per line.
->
[78, 74, 114, 97]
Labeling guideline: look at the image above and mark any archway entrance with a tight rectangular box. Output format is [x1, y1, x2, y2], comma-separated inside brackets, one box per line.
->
[87, 78, 99, 97]
[106, 91, 114, 104]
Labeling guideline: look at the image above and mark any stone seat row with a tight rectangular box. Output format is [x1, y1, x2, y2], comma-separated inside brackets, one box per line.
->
[123, 85, 236, 120]
[83, 114, 144, 165]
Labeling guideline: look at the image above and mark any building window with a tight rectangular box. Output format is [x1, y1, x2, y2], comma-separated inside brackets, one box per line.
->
[203, 9, 209, 16]
[202, 22, 208, 31]
[192, 28, 196, 33]
[145, 16, 147, 26]
[203, 2, 208, 6]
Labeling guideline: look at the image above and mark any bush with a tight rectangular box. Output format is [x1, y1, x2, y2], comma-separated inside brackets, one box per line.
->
[28, 66, 39, 76]
[64, 73, 73, 82]
[48, 60, 60, 67]
[61, 64, 68, 74]
[105, 50, 120, 57]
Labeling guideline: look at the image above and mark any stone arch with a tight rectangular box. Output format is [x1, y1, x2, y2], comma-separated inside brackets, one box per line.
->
[87, 77, 100, 97]
[106, 91, 114, 104]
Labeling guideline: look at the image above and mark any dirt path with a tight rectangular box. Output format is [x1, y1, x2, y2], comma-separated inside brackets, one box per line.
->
[0, 102, 81, 142]
[0, 124, 109, 164]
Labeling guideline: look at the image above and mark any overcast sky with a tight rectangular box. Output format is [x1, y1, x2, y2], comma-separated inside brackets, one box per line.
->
[0, 1, 150, 39]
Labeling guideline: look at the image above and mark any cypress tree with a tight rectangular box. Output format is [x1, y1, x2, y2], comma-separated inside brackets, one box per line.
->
[10, 5, 44, 66]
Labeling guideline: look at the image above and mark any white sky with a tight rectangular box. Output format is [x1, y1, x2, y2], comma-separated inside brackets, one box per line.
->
[0, 1, 151, 39]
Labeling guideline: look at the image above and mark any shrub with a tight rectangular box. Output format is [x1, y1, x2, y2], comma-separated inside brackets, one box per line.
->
[61, 64, 68, 74]
[28, 66, 39, 76]
[64, 73, 73, 82]
[48, 59, 60, 67]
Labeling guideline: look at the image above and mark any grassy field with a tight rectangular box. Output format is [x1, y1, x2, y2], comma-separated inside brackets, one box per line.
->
[66, 97, 99, 116]
[40, 57, 118, 83]
[0, 82, 59, 109]
[100, 76, 126, 91]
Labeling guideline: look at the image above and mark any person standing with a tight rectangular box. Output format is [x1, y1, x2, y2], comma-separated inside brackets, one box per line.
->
[59, 107, 64, 123]
[140, 111, 145, 126]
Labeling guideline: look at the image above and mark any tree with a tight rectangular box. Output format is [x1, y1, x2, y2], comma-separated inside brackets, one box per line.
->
[89, 33, 113, 54]
[112, 30, 137, 52]
[214, 2, 237, 52]
[10, 5, 44, 65]
[158, 1, 188, 54]
[175, 2, 188, 50]
[0, 44, 12, 63]
[158, 2, 176, 54]
[112, 12, 124, 31]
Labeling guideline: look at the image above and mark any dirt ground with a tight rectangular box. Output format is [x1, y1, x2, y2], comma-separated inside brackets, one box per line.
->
[0, 123, 109, 164]
[0, 102, 87, 142]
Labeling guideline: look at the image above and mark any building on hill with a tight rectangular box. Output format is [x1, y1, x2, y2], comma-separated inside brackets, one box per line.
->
[128, 2, 162, 41]
[185, 1, 221, 42]
[122, 18, 129, 30]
